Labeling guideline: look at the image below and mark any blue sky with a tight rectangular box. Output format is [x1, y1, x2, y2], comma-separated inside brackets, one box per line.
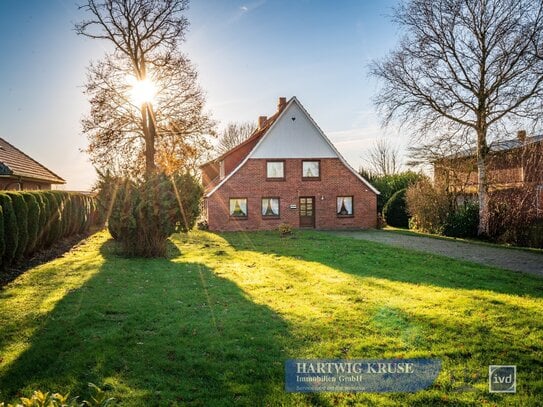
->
[0, 0, 400, 190]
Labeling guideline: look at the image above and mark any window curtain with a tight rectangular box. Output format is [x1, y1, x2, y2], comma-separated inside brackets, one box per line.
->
[262, 198, 279, 216]
[337, 197, 352, 215]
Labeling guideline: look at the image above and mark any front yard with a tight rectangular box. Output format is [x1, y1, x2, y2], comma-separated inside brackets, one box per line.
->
[0, 230, 542, 406]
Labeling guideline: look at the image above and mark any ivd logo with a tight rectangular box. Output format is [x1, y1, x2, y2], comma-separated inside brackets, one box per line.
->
[489, 365, 516, 393]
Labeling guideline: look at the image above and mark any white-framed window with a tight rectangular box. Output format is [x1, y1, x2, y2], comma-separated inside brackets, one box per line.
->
[302, 160, 320, 179]
[229, 198, 248, 218]
[337, 196, 353, 217]
[262, 197, 280, 217]
[266, 161, 285, 179]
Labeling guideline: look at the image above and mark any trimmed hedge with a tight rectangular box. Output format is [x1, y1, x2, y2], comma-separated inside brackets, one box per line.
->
[0, 206, 4, 266]
[0, 191, 97, 269]
[22, 193, 40, 255]
[11, 193, 29, 262]
[383, 188, 409, 228]
[0, 194, 18, 267]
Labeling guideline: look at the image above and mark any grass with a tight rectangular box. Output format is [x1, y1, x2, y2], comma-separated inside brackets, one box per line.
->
[0, 229, 542, 406]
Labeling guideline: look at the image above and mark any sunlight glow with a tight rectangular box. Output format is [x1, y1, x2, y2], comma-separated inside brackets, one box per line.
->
[128, 76, 156, 106]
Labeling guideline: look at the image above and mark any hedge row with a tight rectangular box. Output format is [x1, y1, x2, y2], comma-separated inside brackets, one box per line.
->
[0, 191, 98, 269]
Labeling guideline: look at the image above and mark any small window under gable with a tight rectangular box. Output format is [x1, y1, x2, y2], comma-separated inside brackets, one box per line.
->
[302, 160, 320, 180]
[219, 160, 225, 179]
[266, 160, 285, 180]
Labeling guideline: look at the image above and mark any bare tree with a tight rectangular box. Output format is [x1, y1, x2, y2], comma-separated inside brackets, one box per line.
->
[362, 138, 402, 176]
[217, 122, 256, 154]
[82, 54, 214, 176]
[76, 0, 214, 177]
[371, 0, 543, 235]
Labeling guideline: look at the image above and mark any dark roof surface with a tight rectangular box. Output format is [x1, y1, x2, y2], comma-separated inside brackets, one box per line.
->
[0, 137, 65, 184]
[200, 107, 284, 168]
[437, 134, 543, 161]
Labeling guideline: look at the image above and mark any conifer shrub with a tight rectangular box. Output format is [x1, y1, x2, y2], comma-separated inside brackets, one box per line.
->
[0, 194, 18, 267]
[383, 188, 409, 228]
[0, 206, 4, 267]
[21, 192, 40, 256]
[9, 193, 29, 262]
[107, 172, 202, 257]
[45, 192, 62, 246]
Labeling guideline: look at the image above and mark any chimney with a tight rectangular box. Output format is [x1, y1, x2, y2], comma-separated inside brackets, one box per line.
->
[278, 97, 287, 111]
[258, 115, 268, 129]
[517, 130, 527, 143]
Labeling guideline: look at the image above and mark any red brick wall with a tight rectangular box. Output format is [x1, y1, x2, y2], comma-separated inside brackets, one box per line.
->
[0, 179, 52, 190]
[206, 158, 377, 231]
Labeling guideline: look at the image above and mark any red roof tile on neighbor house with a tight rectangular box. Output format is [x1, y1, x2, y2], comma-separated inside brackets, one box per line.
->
[0, 137, 65, 184]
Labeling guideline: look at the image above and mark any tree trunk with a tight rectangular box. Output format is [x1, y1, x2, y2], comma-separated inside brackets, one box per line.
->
[143, 103, 157, 177]
[476, 129, 489, 236]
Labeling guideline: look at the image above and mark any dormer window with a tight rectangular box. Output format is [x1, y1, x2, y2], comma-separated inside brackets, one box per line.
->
[266, 160, 285, 180]
[219, 160, 225, 179]
[302, 160, 320, 180]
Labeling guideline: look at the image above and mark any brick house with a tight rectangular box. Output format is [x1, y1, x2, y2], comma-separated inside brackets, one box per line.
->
[0, 137, 65, 190]
[200, 97, 379, 231]
[434, 131, 543, 214]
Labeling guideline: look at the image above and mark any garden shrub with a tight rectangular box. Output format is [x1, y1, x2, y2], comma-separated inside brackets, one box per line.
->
[44, 192, 62, 247]
[9, 193, 29, 262]
[526, 219, 543, 248]
[406, 179, 450, 234]
[0, 206, 4, 266]
[383, 188, 409, 228]
[278, 223, 293, 236]
[0, 194, 18, 267]
[21, 192, 40, 255]
[443, 201, 479, 238]
[107, 172, 202, 257]
[488, 187, 540, 247]
[36, 192, 51, 249]
[361, 171, 424, 213]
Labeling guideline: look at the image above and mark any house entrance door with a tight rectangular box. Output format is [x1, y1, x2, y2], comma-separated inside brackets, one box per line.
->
[299, 197, 315, 228]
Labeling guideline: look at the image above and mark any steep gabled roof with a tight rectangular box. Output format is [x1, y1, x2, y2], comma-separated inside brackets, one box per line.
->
[0, 137, 65, 184]
[201, 109, 283, 169]
[206, 97, 379, 197]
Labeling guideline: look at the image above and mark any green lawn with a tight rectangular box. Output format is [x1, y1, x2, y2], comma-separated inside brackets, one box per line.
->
[0, 230, 542, 406]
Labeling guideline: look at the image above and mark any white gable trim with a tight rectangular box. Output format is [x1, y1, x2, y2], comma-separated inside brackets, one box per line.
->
[206, 97, 380, 197]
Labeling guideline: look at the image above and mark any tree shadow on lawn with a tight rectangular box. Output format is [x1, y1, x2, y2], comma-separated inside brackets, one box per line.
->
[0, 238, 330, 406]
[219, 231, 543, 299]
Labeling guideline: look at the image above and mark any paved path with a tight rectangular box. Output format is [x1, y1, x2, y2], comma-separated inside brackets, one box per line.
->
[329, 230, 543, 277]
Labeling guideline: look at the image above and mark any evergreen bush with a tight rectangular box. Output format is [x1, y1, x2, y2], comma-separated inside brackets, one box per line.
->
[9, 193, 29, 262]
[0, 206, 4, 267]
[383, 188, 409, 228]
[0, 194, 18, 267]
[21, 192, 40, 255]
[443, 202, 479, 238]
[107, 172, 202, 257]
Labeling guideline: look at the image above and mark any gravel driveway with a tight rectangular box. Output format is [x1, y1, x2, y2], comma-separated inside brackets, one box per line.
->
[329, 230, 543, 277]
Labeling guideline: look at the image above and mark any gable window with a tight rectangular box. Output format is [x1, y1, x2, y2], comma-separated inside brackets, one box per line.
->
[302, 160, 320, 180]
[337, 196, 353, 217]
[229, 198, 248, 218]
[262, 198, 280, 218]
[266, 160, 285, 180]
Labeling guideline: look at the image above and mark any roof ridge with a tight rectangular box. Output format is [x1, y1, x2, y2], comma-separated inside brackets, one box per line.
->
[0, 137, 65, 183]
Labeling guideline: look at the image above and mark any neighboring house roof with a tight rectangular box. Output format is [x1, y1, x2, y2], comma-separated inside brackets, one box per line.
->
[205, 96, 380, 197]
[436, 134, 543, 161]
[0, 137, 65, 184]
